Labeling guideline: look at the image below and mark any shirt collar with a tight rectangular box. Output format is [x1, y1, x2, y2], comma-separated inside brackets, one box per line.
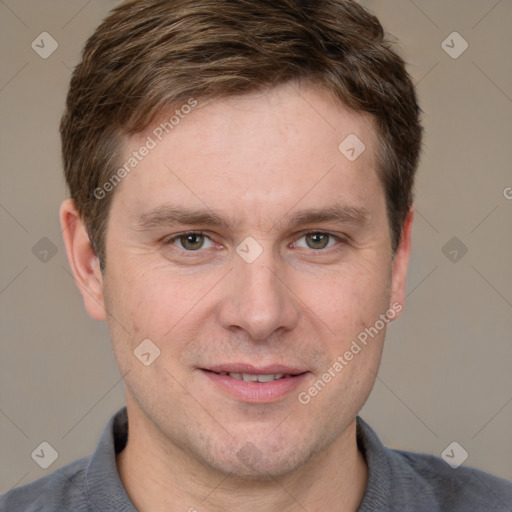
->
[84, 407, 136, 511]
[356, 416, 393, 511]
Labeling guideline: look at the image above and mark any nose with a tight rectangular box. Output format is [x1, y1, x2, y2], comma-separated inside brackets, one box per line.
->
[217, 250, 300, 341]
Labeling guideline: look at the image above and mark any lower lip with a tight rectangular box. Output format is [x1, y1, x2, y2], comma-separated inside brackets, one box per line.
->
[201, 370, 309, 403]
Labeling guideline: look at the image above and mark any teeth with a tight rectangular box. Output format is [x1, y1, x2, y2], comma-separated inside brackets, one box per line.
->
[256, 374, 275, 382]
[225, 372, 287, 382]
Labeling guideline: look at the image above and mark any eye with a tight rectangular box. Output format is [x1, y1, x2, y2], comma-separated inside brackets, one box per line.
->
[293, 232, 340, 250]
[167, 232, 215, 251]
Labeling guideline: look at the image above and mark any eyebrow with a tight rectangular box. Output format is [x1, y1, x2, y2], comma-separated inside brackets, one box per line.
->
[134, 203, 369, 233]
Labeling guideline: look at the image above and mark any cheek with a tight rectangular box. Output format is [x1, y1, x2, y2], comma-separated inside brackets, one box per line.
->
[294, 256, 392, 340]
[102, 264, 166, 352]
[104, 260, 221, 350]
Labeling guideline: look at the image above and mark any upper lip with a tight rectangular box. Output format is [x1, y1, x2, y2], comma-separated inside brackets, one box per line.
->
[203, 363, 307, 375]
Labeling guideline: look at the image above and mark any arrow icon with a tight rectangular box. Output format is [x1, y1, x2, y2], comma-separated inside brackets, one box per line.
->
[338, 134, 365, 161]
[134, 339, 161, 366]
[31, 441, 58, 468]
[236, 237, 263, 263]
[442, 441, 468, 468]
[441, 32, 468, 59]
[32, 237, 58, 262]
[442, 236, 467, 263]
[236, 442, 262, 468]
[31, 32, 59, 59]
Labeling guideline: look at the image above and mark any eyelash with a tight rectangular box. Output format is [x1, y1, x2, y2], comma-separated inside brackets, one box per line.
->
[164, 230, 345, 253]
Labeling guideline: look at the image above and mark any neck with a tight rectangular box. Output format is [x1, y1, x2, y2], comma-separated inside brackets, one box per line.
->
[117, 405, 368, 512]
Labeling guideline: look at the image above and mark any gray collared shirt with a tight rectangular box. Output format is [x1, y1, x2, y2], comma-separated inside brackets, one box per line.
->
[1, 407, 511, 511]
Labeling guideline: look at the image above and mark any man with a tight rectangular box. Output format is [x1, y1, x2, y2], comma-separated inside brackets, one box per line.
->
[1, 0, 510, 510]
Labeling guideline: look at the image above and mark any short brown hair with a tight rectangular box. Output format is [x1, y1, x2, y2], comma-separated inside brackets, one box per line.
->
[60, 0, 422, 267]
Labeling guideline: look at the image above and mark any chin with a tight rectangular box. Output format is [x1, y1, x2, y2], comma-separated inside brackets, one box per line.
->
[218, 452, 308, 481]
[201, 433, 315, 481]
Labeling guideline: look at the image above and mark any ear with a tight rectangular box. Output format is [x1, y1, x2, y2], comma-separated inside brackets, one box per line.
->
[389, 206, 414, 321]
[60, 198, 106, 321]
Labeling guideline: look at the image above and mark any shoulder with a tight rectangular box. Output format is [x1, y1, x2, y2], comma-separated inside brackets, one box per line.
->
[0, 456, 90, 512]
[356, 417, 512, 511]
[391, 448, 512, 511]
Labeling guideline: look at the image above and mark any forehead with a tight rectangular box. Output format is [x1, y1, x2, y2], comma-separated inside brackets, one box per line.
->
[112, 82, 383, 228]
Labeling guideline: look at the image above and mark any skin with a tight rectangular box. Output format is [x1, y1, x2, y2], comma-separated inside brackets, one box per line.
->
[61, 81, 413, 512]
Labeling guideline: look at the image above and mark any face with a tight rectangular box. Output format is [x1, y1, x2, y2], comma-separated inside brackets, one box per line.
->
[81, 82, 410, 478]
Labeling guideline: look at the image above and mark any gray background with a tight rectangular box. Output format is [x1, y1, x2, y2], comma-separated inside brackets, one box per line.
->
[1, 0, 511, 492]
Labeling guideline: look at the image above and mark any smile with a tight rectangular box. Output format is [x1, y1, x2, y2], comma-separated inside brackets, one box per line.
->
[200, 366, 309, 403]
[214, 372, 292, 382]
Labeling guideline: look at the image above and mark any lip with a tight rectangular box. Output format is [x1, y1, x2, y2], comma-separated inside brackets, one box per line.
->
[205, 363, 306, 375]
[200, 365, 309, 404]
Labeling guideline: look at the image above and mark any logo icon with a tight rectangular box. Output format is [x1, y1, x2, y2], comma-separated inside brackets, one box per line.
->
[31, 441, 58, 469]
[236, 236, 263, 264]
[32, 237, 58, 263]
[442, 236, 468, 263]
[31, 32, 59, 59]
[338, 134, 366, 162]
[441, 32, 468, 59]
[134, 339, 161, 366]
[236, 442, 262, 468]
[442, 441, 468, 469]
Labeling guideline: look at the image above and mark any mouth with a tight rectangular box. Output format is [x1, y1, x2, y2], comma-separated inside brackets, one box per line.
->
[199, 364, 309, 403]
[206, 371, 298, 382]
